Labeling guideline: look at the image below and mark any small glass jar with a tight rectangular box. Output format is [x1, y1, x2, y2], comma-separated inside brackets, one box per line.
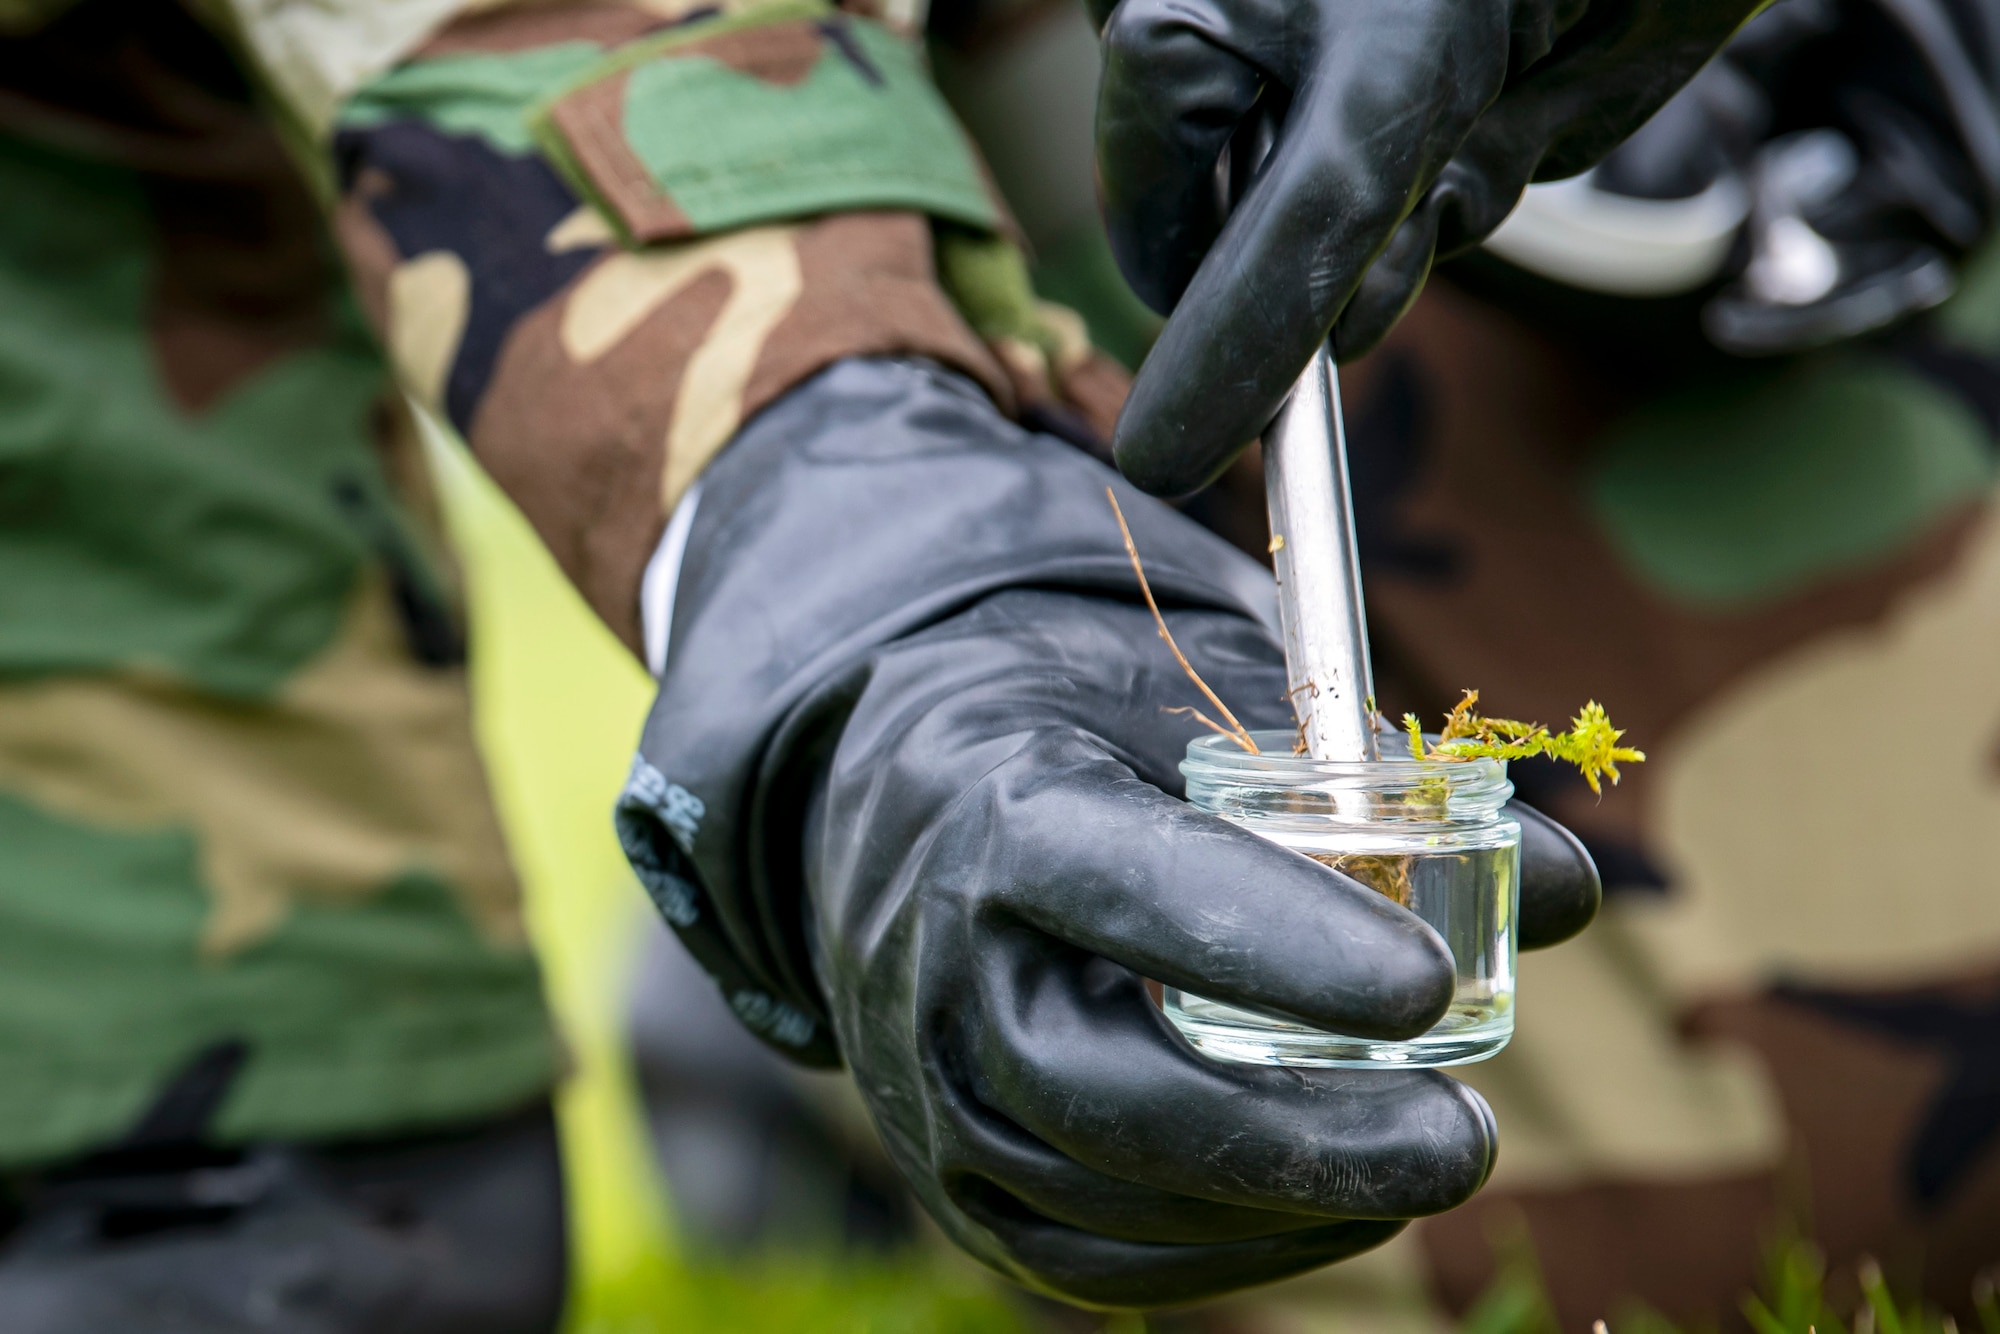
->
[1164, 730, 1520, 1068]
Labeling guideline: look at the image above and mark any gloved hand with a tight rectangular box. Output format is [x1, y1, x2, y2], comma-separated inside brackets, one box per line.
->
[616, 358, 1599, 1307]
[1700, 0, 2000, 352]
[1092, 0, 1765, 495]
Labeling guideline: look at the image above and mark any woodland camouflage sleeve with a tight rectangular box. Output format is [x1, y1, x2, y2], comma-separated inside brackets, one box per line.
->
[215, 0, 1127, 654]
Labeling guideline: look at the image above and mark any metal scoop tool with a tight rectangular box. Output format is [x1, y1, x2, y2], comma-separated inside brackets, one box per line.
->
[1262, 342, 1378, 762]
[1227, 108, 1380, 763]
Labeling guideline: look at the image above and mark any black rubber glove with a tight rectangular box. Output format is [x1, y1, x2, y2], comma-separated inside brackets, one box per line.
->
[616, 358, 1599, 1307]
[1094, 0, 1765, 495]
[1702, 0, 2000, 352]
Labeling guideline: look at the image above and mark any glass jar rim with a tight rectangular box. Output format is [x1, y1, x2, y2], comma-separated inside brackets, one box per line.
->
[1182, 729, 1508, 788]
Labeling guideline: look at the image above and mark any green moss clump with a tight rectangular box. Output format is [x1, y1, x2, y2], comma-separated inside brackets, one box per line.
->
[1402, 691, 1646, 795]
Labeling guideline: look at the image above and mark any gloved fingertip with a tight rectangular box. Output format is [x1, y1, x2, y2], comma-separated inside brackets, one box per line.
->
[1423, 1078, 1499, 1211]
[1281, 889, 1456, 1040]
[1376, 918, 1459, 1037]
[1339, 1074, 1498, 1217]
[1102, 222, 1193, 320]
[1467, 1082, 1499, 1190]
[1109, 439, 1179, 498]
[1111, 436, 1226, 499]
[1336, 253, 1432, 360]
[1330, 229, 1437, 362]
[1330, 295, 1406, 364]
[1109, 386, 1244, 498]
[1513, 802, 1601, 950]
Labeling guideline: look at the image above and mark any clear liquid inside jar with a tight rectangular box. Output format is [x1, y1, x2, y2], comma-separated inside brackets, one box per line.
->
[1164, 730, 1519, 1068]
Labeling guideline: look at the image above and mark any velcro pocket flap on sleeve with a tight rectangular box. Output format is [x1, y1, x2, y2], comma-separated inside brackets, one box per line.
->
[533, 2, 1002, 244]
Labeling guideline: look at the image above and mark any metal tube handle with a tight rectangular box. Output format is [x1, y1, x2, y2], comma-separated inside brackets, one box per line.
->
[1263, 342, 1378, 761]
[1220, 99, 1379, 761]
